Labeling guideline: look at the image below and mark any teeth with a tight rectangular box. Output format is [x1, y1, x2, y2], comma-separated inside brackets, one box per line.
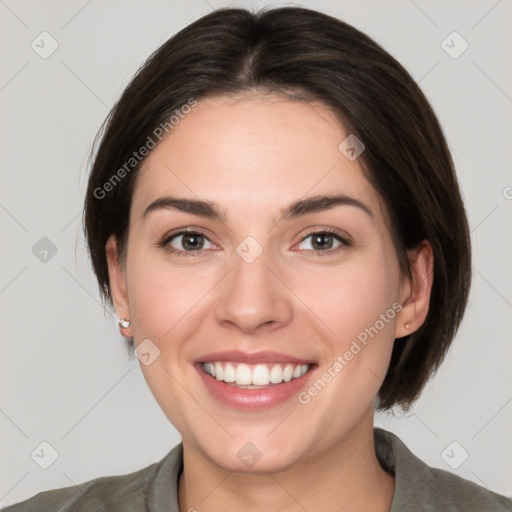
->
[283, 364, 294, 382]
[269, 364, 283, 384]
[203, 362, 215, 377]
[252, 364, 270, 385]
[235, 364, 252, 385]
[201, 361, 311, 386]
[223, 363, 236, 383]
[214, 362, 224, 381]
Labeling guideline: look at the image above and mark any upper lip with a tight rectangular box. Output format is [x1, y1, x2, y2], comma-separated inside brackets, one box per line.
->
[194, 350, 315, 365]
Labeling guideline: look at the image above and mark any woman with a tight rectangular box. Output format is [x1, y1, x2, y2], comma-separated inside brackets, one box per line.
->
[4, 6, 511, 512]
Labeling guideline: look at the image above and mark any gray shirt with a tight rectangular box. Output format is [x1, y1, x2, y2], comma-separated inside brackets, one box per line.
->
[3, 428, 511, 511]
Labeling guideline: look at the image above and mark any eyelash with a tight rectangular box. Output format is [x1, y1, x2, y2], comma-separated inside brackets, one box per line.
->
[158, 227, 350, 258]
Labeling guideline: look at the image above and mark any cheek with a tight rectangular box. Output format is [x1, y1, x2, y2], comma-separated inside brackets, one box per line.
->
[124, 251, 209, 431]
[298, 257, 400, 399]
[298, 260, 399, 343]
[126, 251, 209, 341]
[293, 267, 399, 419]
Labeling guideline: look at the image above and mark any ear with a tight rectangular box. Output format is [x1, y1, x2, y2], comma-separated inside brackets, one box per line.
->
[395, 240, 434, 339]
[105, 235, 132, 338]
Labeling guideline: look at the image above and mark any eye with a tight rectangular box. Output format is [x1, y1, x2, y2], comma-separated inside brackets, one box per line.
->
[295, 229, 348, 256]
[161, 229, 216, 256]
[159, 227, 350, 258]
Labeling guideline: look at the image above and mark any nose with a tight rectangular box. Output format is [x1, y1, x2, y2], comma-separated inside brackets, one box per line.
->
[214, 246, 293, 335]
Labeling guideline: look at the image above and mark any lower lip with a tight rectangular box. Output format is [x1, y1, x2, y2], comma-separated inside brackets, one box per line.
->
[195, 363, 317, 410]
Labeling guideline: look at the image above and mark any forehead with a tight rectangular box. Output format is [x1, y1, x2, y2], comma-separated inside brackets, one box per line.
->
[132, 94, 384, 221]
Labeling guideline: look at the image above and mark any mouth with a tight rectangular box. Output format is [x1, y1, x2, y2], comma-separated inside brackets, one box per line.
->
[200, 361, 312, 388]
[194, 351, 317, 409]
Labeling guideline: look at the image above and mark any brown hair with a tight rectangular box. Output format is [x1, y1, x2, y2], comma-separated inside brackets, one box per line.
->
[83, 6, 471, 411]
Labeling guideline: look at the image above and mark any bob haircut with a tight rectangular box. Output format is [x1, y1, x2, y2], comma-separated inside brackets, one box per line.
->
[83, 6, 471, 412]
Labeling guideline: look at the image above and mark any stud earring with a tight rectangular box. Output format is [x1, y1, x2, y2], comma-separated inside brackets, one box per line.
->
[404, 322, 411, 330]
[118, 318, 131, 328]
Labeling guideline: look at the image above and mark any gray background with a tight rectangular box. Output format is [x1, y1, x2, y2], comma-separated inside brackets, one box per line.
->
[1, 0, 511, 507]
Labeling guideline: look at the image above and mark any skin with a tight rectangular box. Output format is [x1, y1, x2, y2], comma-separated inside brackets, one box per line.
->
[106, 93, 433, 512]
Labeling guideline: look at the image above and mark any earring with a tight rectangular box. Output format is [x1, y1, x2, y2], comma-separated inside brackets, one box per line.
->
[404, 322, 411, 330]
[118, 318, 131, 328]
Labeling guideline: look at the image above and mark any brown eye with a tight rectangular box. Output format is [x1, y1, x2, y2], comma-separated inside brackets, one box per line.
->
[295, 229, 349, 257]
[175, 233, 204, 250]
[162, 230, 216, 255]
[310, 233, 336, 250]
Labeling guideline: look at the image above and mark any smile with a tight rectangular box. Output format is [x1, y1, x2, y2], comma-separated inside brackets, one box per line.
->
[195, 351, 318, 410]
[201, 361, 311, 388]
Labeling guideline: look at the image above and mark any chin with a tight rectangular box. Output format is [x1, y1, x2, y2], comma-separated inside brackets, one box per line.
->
[194, 433, 307, 475]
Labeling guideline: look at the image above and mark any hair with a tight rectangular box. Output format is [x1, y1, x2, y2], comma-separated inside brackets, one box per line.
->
[83, 6, 471, 412]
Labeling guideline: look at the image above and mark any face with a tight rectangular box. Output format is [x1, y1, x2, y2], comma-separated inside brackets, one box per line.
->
[107, 93, 421, 473]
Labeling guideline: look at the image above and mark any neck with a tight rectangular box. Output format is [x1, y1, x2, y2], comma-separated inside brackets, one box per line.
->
[178, 413, 394, 512]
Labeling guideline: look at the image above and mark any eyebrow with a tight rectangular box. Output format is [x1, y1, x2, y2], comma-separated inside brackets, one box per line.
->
[142, 194, 374, 222]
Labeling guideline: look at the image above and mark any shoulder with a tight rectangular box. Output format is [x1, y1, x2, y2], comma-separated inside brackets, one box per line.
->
[1, 463, 158, 512]
[423, 465, 512, 511]
[374, 428, 512, 512]
[1, 444, 183, 512]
